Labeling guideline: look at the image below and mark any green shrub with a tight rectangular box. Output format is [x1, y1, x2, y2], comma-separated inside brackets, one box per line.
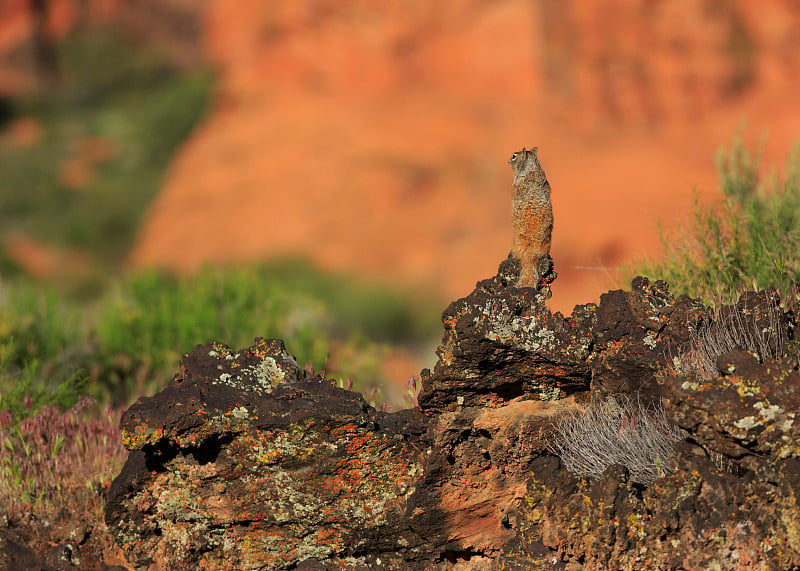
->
[631, 134, 800, 303]
[0, 283, 90, 416]
[0, 350, 86, 420]
[92, 263, 438, 403]
[93, 267, 333, 402]
[0, 261, 439, 411]
[0, 283, 81, 366]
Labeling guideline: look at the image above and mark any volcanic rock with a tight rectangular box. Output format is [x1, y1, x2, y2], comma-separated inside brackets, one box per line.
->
[105, 260, 800, 569]
[105, 338, 429, 569]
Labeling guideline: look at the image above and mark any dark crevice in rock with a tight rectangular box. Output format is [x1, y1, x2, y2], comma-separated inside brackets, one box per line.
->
[184, 433, 235, 465]
[141, 440, 177, 472]
[439, 548, 486, 563]
[493, 380, 525, 401]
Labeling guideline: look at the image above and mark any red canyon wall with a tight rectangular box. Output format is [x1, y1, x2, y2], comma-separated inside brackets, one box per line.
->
[2, 0, 800, 313]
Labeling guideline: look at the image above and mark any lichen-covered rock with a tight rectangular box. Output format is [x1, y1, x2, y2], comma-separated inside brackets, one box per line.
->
[515, 442, 800, 570]
[105, 260, 800, 570]
[510, 287, 800, 570]
[662, 348, 800, 462]
[409, 396, 579, 562]
[415, 268, 800, 569]
[105, 338, 428, 570]
[590, 276, 705, 399]
[418, 256, 595, 413]
[658, 289, 800, 465]
[406, 257, 593, 562]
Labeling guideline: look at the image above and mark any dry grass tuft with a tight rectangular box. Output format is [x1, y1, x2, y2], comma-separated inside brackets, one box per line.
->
[547, 395, 686, 485]
[675, 294, 784, 380]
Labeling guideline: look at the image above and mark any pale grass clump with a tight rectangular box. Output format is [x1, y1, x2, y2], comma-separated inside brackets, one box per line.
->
[676, 296, 784, 380]
[547, 395, 686, 485]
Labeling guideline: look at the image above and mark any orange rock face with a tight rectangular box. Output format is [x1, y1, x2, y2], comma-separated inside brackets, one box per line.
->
[3, 1, 799, 314]
[128, 0, 800, 314]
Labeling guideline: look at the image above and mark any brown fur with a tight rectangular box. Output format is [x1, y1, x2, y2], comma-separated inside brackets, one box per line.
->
[508, 147, 553, 288]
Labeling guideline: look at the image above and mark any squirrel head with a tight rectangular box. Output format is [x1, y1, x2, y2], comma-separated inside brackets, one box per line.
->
[508, 147, 540, 180]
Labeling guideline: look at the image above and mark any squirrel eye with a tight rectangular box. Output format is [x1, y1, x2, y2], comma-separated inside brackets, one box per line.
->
[511, 153, 517, 160]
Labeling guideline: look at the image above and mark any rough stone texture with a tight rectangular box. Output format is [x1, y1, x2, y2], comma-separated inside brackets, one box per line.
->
[660, 289, 799, 464]
[418, 255, 595, 413]
[590, 276, 707, 400]
[500, 279, 800, 570]
[105, 260, 800, 570]
[0, 522, 127, 571]
[514, 441, 800, 570]
[105, 338, 428, 569]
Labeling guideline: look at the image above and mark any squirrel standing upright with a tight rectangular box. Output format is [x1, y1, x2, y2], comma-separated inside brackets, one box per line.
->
[508, 147, 553, 288]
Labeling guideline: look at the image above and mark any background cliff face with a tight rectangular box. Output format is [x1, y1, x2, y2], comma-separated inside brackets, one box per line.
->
[2, 0, 800, 313]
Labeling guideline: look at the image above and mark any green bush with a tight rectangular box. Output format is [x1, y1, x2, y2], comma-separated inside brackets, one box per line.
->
[93, 267, 332, 402]
[0, 261, 439, 412]
[0, 280, 90, 416]
[0, 284, 79, 366]
[631, 134, 800, 303]
[0, 339, 86, 419]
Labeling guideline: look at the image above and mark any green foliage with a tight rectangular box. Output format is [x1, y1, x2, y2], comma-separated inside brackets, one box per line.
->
[0, 28, 214, 271]
[0, 285, 88, 416]
[0, 283, 80, 365]
[93, 266, 332, 402]
[0, 261, 440, 412]
[631, 135, 800, 303]
[0, 350, 87, 420]
[229, 259, 440, 344]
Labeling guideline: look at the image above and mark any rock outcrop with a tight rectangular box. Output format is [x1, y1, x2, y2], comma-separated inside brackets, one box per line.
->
[105, 338, 429, 569]
[106, 258, 800, 569]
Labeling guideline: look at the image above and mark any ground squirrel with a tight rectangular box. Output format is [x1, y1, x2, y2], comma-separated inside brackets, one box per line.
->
[508, 147, 553, 288]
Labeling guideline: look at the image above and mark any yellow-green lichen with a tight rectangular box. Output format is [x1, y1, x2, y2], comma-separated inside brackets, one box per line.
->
[174, 407, 252, 448]
[122, 425, 164, 450]
[627, 512, 647, 540]
[478, 299, 558, 353]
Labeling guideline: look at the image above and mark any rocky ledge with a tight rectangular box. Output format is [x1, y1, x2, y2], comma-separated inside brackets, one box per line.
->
[105, 257, 800, 570]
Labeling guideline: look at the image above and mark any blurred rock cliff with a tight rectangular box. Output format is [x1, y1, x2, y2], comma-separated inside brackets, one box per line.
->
[2, 0, 799, 312]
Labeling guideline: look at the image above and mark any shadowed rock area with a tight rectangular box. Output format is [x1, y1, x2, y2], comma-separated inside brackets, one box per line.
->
[105, 260, 800, 570]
